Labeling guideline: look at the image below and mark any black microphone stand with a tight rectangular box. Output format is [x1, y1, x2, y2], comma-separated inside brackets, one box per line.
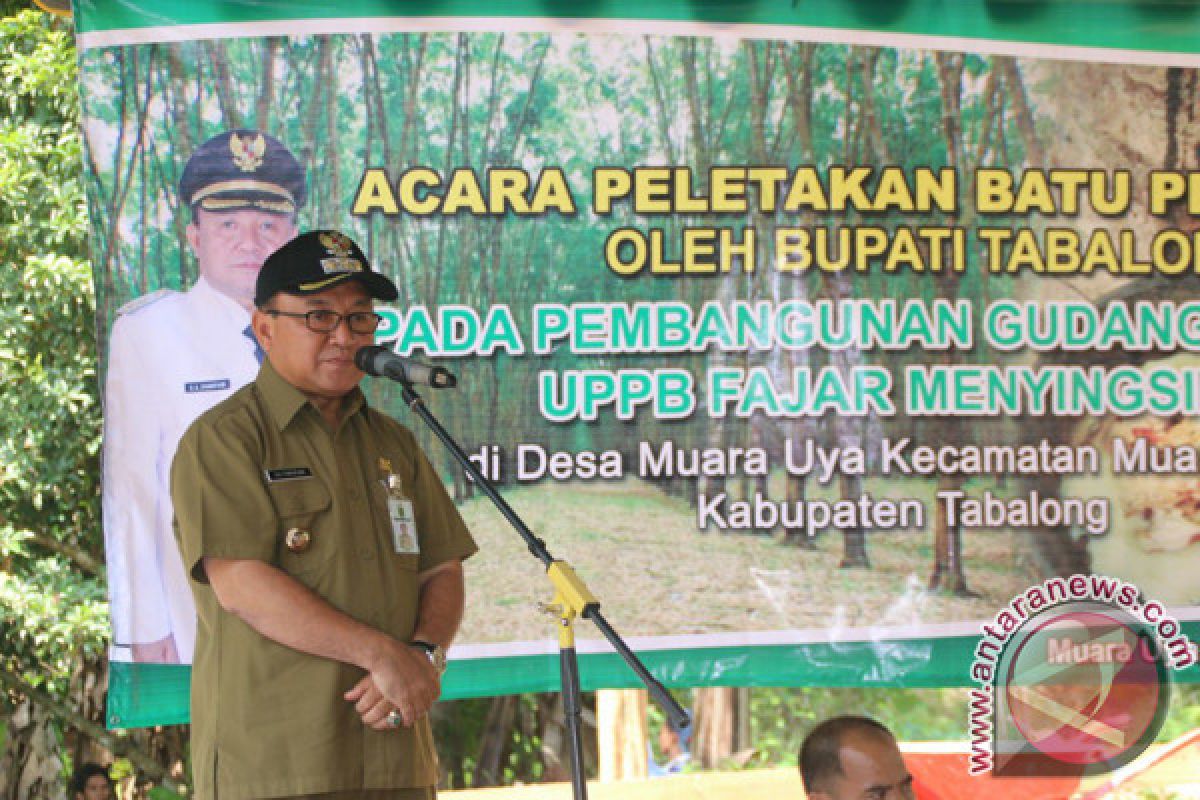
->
[393, 380, 690, 800]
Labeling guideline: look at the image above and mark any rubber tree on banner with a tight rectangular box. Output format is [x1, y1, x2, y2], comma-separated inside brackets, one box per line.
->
[925, 50, 1027, 595]
[927, 51, 974, 595]
[682, 36, 733, 509]
[927, 52, 1041, 592]
[813, 45, 888, 570]
[637, 35, 704, 503]
[354, 32, 449, 492]
[775, 40, 820, 548]
[744, 40, 780, 521]
[760, 40, 895, 567]
[928, 50, 1040, 594]
[742, 38, 837, 556]
[637, 35, 751, 766]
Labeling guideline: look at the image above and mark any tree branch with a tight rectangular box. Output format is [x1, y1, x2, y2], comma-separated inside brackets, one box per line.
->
[24, 531, 104, 577]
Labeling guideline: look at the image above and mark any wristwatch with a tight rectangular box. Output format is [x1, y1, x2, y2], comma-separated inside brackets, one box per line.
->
[410, 639, 447, 675]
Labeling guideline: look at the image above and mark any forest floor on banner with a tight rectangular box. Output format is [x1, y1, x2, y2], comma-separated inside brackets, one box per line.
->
[457, 476, 1041, 643]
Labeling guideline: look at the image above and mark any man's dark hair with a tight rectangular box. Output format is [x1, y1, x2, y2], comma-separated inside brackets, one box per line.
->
[798, 715, 894, 793]
[70, 762, 111, 794]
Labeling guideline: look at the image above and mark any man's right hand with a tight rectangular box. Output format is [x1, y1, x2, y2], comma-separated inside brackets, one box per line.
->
[346, 639, 440, 728]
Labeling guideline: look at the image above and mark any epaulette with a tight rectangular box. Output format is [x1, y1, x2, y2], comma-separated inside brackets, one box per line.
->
[116, 288, 175, 316]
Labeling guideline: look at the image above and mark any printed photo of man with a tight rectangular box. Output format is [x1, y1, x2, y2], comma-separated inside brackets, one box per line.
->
[102, 129, 305, 663]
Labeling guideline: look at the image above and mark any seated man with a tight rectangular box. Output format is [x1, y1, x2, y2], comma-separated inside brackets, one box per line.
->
[799, 715, 914, 800]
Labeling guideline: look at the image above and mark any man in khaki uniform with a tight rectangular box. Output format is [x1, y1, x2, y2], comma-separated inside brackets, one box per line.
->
[172, 230, 477, 799]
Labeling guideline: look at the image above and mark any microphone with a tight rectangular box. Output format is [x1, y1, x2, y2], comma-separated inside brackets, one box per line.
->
[355, 346, 458, 389]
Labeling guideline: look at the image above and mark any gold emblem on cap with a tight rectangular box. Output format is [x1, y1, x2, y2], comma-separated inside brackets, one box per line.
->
[320, 232, 355, 258]
[318, 232, 364, 274]
[230, 133, 266, 173]
[285, 527, 312, 553]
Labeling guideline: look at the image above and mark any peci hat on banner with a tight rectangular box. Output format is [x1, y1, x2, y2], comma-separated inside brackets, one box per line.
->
[179, 129, 307, 216]
[254, 230, 399, 307]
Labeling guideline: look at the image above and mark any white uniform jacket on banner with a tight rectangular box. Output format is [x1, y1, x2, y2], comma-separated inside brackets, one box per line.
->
[102, 276, 260, 663]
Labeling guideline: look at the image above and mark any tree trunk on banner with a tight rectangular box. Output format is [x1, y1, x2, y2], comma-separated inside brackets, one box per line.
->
[782, 470, 812, 547]
[929, 470, 974, 596]
[692, 687, 749, 768]
[839, 470, 870, 568]
[596, 689, 648, 782]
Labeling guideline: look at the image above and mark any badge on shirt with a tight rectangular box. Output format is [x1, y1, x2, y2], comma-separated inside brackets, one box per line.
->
[185, 379, 232, 393]
[265, 467, 314, 483]
[380, 458, 420, 555]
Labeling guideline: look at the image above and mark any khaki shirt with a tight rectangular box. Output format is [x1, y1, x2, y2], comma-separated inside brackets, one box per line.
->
[172, 360, 477, 799]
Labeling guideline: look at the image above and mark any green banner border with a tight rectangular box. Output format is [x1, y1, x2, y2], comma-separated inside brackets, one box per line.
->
[71, 0, 1200, 57]
[107, 627, 1200, 728]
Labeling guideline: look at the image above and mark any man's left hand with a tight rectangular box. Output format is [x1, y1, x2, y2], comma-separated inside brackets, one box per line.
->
[345, 674, 399, 730]
[344, 641, 439, 730]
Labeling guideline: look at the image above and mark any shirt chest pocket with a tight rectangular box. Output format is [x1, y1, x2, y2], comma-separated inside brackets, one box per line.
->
[266, 479, 333, 585]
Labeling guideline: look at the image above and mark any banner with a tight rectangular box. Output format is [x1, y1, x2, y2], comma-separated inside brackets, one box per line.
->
[76, 0, 1200, 728]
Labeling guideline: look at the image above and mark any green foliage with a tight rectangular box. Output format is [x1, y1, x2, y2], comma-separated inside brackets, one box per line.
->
[0, 15, 84, 246]
[435, 695, 557, 788]
[1159, 683, 1200, 742]
[0, 7, 105, 696]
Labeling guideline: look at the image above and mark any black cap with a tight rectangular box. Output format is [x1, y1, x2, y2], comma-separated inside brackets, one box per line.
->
[179, 129, 306, 215]
[255, 230, 399, 307]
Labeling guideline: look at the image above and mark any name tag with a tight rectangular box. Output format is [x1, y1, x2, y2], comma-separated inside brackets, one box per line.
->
[185, 379, 231, 393]
[265, 467, 314, 482]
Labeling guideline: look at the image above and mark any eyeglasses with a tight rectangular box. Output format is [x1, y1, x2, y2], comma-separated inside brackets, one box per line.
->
[262, 309, 383, 335]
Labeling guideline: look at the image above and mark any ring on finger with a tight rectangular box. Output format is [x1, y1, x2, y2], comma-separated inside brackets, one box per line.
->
[386, 710, 403, 728]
